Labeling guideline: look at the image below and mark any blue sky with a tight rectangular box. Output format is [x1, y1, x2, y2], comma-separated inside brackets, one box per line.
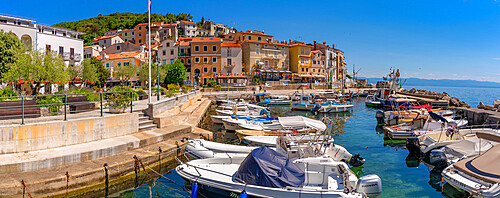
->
[2, 0, 500, 82]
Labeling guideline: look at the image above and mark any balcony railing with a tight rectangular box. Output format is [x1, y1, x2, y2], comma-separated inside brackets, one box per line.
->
[224, 63, 236, 68]
[178, 52, 191, 57]
[61, 52, 82, 61]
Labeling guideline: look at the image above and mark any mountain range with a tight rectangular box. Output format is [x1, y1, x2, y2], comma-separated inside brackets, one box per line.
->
[360, 77, 500, 88]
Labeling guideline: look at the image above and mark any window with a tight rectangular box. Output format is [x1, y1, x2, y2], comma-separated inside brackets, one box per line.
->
[103, 40, 107, 44]
[163, 50, 166, 56]
[166, 43, 170, 47]
[117, 46, 120, 50]
[162, 60, 166, 65]
[170, 59, 174, 63]
[302, 68, 304, 72]
[227, 58, 232, 65]
[170, 50, 174, 55]
[313, 60, 316, 64]
[256, 48, 260, 55]
[132, 32, 135, 35]
[187, 58, 191, 64]
[248, 36, 251, 40]
[139, 39, 142, 43]
[306, 68, 309, 72]
[203, 67, 208, 73]
[139, 27, 142, 30]
[203, 57, 208, 63]
[306, 58, 309, 64]
[125, 33, 128, 36]
[212, 67, 217, 73]
[258, 37, 261, 41]
[117, 62, 121, 67]
[203, 45, 208, 52]
[59, 46, 63, 55]
[212, 45, 217, 52]
[181, 59, 184, 64]
[212, 57, 217, 63]
[301, 57, 304, 64]
[195, 57, 200, 63]
[306, 49, 309, 54]
[124, 62, 130, 66]
[313, 69, 315, 72]
[106, 63, 110, 68]
[180, 49, 184, 53]
[195, 46, 200, 52]
[301, 48, 304, 54]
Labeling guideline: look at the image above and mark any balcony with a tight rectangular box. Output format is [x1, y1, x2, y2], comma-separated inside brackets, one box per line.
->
[178, 52, 191, 57]
[73, 53, 82, 62]
[61, 52, 82, 61]
[224, 63, 236, 68]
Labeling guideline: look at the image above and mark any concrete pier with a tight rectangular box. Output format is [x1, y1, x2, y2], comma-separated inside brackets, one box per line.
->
[453, 107, 500, 125]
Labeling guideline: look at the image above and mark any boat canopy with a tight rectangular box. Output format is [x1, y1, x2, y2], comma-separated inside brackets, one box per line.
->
[278, 116, 327, 132]
[235, 147, 305, 188]
[443, 136, 499, 159]
[453, 144, 500, 184]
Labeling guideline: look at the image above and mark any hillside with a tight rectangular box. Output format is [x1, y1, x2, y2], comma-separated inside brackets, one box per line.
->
[53, 12, 193, 45]
[361, 77, 500, 88]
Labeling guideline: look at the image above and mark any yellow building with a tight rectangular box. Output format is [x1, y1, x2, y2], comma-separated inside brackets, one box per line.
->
[311, 50, 326, 82]
[235, 30, 273, 43]
[97, 52, 146, 81]
[289, 41, 313, 82]
[190, 37, 223, 85]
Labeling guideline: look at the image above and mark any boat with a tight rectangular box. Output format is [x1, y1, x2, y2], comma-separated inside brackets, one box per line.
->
[365, 95, 381, 108]
[254, 93, 292, 106]
[242, 135, 332, 147]
[442, 142, 500, 197]
[184, 139, 258, 159]
[235, 116, 327, 134]
[221, 116, 278, 131]
[176, 147, 382, 198]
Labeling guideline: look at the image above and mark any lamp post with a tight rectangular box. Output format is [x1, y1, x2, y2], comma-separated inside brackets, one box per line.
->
[147, 0, 152, 104]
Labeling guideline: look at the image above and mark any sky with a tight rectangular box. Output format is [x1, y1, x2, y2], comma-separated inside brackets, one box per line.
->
[2, 0, 500, 82]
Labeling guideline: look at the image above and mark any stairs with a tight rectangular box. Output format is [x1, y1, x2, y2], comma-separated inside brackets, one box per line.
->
[138, 111, 157, 132]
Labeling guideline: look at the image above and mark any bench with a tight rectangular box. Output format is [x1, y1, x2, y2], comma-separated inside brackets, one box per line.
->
[137, 91, 148, 100]
[0, 100, 41, 119]
[67, 96, 95, 114]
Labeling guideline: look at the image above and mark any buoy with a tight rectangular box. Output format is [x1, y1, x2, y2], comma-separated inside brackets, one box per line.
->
[191, 181, 199, 198]
[364, 146, 368, 149]
[239, 190, 248, 198]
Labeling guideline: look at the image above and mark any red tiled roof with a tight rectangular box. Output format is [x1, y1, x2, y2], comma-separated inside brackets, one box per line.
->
[97, 52, 142, 60]
[243, 40, 289, 46]
[179, 41, 191, 46]
[180, 20, 196, 25]
[93, 35, 120, 42]
[221, 42, 240, 47]
[84, 44, 98, 49]
[191, 37, 222, 43]
[238, 30, 273, 37]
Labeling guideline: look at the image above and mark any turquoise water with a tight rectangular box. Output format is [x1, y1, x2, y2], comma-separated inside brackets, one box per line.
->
[113, 98, 472, 198]
[404, 85, 500, 107]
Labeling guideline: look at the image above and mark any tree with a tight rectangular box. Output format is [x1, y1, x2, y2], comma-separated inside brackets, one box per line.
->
[115, 64, 138, 86]
[164, 60, 187, 85]
[91, 57, 110, 86]
[68, 58, 98, 87]
[3, 50, 70, 95]
[138, 63, 167, 87]
[0, 30, 25, 81]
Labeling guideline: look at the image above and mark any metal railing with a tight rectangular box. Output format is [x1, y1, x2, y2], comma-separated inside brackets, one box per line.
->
[0, 91, 138, 125]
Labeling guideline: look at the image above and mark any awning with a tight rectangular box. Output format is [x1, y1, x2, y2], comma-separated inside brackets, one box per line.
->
[299, 74, 313, 78]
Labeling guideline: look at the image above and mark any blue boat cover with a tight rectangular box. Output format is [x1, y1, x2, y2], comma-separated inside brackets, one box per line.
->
[234, 147, 305, 188]
[429, 111, 447, 123]
[254, 93, 266, 96]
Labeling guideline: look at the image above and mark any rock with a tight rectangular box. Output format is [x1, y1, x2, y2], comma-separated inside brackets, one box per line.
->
[494, 100, 500, 108]
[478, 102, 485, 109]
[484, 105, 494, 111]
[450, 98, 460, 107]
[442, 96, 452, 101]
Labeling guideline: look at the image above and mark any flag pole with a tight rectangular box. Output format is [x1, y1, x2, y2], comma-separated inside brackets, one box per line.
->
[147, 0, 152, 104]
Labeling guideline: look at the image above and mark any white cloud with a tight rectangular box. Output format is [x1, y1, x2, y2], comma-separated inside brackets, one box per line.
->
[492, 58, 500, 60]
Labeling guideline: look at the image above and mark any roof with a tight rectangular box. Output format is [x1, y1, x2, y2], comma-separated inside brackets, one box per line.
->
[180, 20, 196, 25]
[191, 37, 222, 43]
[84, 44, 98, 49]
[179, 41, 191, 47]
[97, 52, 142, 60]
[221, 42, 240, 47]
[238, 30, 273, 37]
[93, 35, 120, 42]
[243, 40, 289, 46]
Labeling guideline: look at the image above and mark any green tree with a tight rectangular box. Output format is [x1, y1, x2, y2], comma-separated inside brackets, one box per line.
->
[164, 60, 187, 85]
[3, 50, 70, 95]
[91, 57, 110, 86]
[115, 64, 138, 86]
[68, 58, 99, 87]
[138, 63, 167, 87]
[0, 30, 26, 81]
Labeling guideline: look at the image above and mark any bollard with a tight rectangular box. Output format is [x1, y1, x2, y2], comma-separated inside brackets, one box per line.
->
[158, 147, 162, 173]
[175, 141, 180, 156]
[65, 171, 70, 195]
[64, 94, 67, 121]
[100, 92, 103, 117]
[21, 96, 25, 125]
[130, 91, 133, 113]
[104, 163, 109, 196]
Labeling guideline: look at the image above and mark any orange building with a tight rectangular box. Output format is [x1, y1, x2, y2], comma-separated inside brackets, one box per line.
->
[190, 37, 222, 85]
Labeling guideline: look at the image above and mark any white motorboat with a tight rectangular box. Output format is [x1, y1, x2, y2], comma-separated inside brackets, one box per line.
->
[243, 135, 332, 147]
[221, 117, 279, 131]
[184, 139, 258, 159]
[442, 143, 500, 197]
[176, 147, 382, 198]
[237, 116, 328, 133]
[384, 118, 468, 140]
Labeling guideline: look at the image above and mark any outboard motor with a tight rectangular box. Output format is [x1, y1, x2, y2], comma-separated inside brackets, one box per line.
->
[428, 149, 447, 170]
[406, 137, 421, 156]
[375, 110, 385, 124]
[356, 174, 382, 198]
[349, 154, 365, 167]
[311, 103, 321, 115]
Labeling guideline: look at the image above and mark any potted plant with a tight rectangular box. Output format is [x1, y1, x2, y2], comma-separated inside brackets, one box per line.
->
[105, 86, 137, 114]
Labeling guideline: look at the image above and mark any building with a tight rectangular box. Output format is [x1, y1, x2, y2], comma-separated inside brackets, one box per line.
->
[0, 14, 85, 66]
[83, 44, 102, 59]
[134, 21, 178, 45]
[158, 22, 178, 41]
[313, 41, 337, 85]
[92, 35, 124, 49]
[196, 28, 210, 37]
[240, 40, 290, 79]
[289, 40, 313, 82]
[310, 50, 326, 82]
[158, 38, 178, 65]
[178, 40, 192, 74]
[235, 30, 273, 43]
[120, 29, 135, 43]
[190, 37, 222, 85]
[104, 29, 121, 36]
[335, 49, 347, 87]
[97, 52, 146, 81]
[221, 42, 242, 74]
[101, 42, 144, 55]
[178, 20, 197, 37]
[202, 19, 232, 37]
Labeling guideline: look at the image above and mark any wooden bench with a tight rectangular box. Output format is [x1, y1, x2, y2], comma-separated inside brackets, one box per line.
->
[0, 100, 41, 119]
[67, 96, 95, 114]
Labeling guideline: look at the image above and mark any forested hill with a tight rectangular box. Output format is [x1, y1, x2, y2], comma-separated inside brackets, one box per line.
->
[53, 12, 193, 45]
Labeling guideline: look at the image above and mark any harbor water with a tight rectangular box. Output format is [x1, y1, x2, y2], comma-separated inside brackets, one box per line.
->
[111, 89, 487, 198]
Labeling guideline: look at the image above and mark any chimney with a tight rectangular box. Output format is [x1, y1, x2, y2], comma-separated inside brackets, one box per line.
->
[314, 40, 316, 45]
[289, 39, 291, 44]
[262, 30, 264, 33]
[323, 42, 326, 45]
[332, 43, 335, 49]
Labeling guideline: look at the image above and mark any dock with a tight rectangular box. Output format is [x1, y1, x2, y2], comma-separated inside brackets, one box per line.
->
[396, 92, 449, 108]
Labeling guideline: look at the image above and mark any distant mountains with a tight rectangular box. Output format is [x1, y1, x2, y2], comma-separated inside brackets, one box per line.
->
[360, 77, 500, 88]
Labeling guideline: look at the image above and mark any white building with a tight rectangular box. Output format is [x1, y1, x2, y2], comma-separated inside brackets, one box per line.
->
[0, 14, 84, 65]
[221, 42, 242, 74]
[178, 20, 197, 37]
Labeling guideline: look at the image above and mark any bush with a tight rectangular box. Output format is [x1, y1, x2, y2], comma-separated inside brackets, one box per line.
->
[214, 84, 221, 91]
[151, 86, 167, 94]
[0, 88, 18, 101]
[56, 88, 100, 101]
[104, 86, 138, 110]
[165, 90, 175, 97]
[167, 84, 179, 91]
[37, 97, 63, 113]
[182, 85, 192, 93]
[207, 80, 216, 87]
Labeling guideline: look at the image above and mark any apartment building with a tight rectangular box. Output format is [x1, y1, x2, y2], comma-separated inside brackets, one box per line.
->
[158, 38, 178, 65]
[196, 28, 210, 37]
[313, 41, 337, 83]
[0, 14, 85, 66]
[101, 42, 143, 55]
[83, 45, 102, 59]
[92, 35, 124, 49]
[311, 50, 326, 81]
[134, 21, 178, 45]
[178, 20, 197, 37]
[335, 49, 347, 85]
[221, 42, 242, 74]
[289, 41, 313, 82]
[120, 29, 135, 42]
[97, 52, 146, 80]
[178, 40, 192, 74]
[104, 29, 121, 36]
[190, 37, 222, 85]
[202, 19, 234, 37]
[235, 30, 273, 43]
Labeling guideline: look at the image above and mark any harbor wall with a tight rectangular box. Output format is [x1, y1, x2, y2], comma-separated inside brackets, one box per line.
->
[145, 91, 200, 118]
[0, 113, 139, 154]
[452, 107, 500, 125]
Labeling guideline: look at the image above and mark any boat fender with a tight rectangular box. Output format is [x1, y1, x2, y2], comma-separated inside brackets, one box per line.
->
[239, 190, 247, 198]
[191, 181, 199, 198]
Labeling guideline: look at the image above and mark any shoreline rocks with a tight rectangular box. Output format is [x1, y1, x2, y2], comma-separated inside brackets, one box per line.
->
[402, 88, 470, 108]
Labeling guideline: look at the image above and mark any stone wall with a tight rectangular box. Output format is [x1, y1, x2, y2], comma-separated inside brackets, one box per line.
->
[0, 113, 139, 154]
[145, 91, 200, 118]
